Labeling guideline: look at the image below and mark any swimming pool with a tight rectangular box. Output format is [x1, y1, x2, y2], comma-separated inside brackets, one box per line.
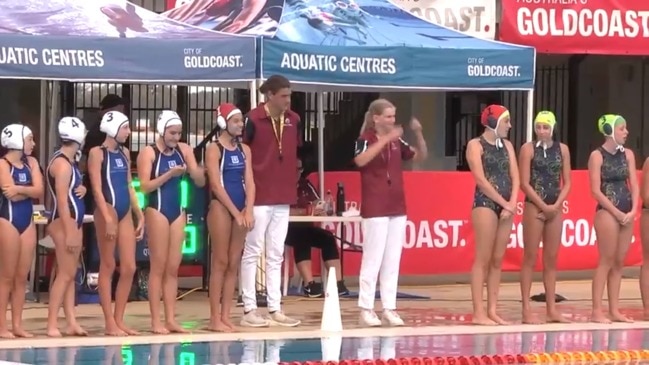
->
[4, 329, 649, 365]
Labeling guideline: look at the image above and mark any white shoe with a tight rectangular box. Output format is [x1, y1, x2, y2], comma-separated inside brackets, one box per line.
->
[382, 309, 405, 326]
[359, 309, 381, 327]
[269, 311, 301, 327]
[240, 310, 270, 327]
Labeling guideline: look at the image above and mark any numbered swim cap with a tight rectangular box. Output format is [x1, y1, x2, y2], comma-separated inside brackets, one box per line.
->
[58, 117, 87, 145]
[480, 105, 509, 129]
[598, 114, 624, 136]
[156, 110, 182, 137]
[534, 111, 556, 129]
[598, 114, 626, 151]
[216, 103, 242, 130]
[480, 104, 509, 148]
[1, 124, 32, 150]
[100, 110, 129, 139]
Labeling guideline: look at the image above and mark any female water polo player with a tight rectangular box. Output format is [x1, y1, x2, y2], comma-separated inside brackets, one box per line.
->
[354, 98, 427, 327]
[136, 110, 205, 334]
[205, 103, 255, 331]
[640, 143, 649, 320]
[466, 104, 518, 326]
[589, 114, 637, 323]
[0, 124, 42, 338]
[518, 111, 572, 324]
[88, 110, 144, 335]
[46, 117, 89, 338]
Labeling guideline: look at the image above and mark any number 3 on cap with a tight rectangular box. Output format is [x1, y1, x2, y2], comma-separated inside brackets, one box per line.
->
[106, 112, 114, 122]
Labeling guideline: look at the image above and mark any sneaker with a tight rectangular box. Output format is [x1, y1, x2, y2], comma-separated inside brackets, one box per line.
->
[382, 309, 405, 327]
[303, 281, 323, 298]
[337, 280, 350, 296]
[240, 310, 270, 327]
[269, 311, 301, 327]
[359, 309, 381, 327]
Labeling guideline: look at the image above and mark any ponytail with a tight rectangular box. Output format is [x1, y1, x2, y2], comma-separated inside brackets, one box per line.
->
[359, 111, 374, 136]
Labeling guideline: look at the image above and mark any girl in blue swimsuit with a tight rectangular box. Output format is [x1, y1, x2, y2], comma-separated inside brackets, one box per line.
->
[0, 124, 43, 339]
[205, 103, 255, 332]
[88, 110, 144, 336]
[136, 110, 205, 334]
[46, 117, 89, 338]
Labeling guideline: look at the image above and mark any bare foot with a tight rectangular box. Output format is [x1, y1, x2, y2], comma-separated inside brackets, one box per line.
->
[116, 323, 140, 336]
[65, 324, 88, 337]
[12, 328, 34, 338]
[151, 325, 170, 335]
[207, 320, 232, 333]
[591, 312, 612, 324]
[471, 315, 497, 326]
[221, 317, 237, 331]
[522, 312, 544, 324]
[547, 312, 570, 323]
[166, 322, 189, 334]
[610, 312, 633, 323]
[488, 312, 510, 325]
[46, 328, 62, 338]
[0, 329, 16, 339]
[105, 323, 127, 336]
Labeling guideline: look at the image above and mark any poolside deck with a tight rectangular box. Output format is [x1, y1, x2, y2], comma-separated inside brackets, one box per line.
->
[4, 278, 648, 349]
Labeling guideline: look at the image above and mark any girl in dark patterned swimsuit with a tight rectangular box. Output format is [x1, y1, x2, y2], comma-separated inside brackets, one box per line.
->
[589, 114, 637, 324]
[518, 111, 572, 324]
[466, 104, 519, 326]
[640, 144, 649, 320]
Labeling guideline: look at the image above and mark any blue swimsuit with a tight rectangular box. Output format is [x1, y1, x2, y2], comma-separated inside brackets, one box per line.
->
[213, 140, 246, 211]
[47, 151, 86, 228]
[0, 157, 33, 234]
[100, 146, 131, 221]
[147, 145, 186, 223]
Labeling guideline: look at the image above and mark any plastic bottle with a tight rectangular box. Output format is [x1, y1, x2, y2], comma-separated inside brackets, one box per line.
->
[325, 190, 335, 216]
[336, 182, 345, 216]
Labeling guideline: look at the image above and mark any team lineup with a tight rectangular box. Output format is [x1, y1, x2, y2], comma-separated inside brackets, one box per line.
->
[0, 74, 646, 340]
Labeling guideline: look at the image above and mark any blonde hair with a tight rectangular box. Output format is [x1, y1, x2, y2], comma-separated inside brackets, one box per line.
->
[359, 98, 395, 136]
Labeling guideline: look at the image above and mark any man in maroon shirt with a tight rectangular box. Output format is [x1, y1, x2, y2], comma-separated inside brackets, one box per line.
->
[239, 75, 302, 327]
[353, 98, 427, 328]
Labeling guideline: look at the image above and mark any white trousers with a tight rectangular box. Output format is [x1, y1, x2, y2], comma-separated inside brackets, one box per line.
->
[358, 215, 407, 311]
[241, 204, 290, 312]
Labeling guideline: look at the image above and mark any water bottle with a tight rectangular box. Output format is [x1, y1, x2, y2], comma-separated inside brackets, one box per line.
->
[325, 190, 335, 216]
[336, 182, 345, 216]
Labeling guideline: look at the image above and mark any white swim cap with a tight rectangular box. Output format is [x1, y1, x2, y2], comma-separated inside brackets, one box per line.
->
[100, 111, 129, 139]
[58, 117, 87, 145]
[156, 110, 183, 137]
[1, 124, 32, 150]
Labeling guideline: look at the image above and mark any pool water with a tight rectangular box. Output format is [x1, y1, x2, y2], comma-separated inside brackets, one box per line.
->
[3, 329, 649, 365]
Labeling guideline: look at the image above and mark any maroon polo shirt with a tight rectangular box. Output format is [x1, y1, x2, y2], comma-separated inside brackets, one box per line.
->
[243, 103, 302, 206]
[354, 129, 415, 218]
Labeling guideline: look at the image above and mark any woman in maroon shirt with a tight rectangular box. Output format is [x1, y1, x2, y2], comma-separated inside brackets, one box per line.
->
[353, 99, 427, 327]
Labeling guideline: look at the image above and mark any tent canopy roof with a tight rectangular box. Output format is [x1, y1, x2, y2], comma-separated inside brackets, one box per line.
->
[0, 0, 257, 84]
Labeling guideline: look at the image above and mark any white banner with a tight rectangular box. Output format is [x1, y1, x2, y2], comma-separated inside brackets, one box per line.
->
[392, 0, 496, 39]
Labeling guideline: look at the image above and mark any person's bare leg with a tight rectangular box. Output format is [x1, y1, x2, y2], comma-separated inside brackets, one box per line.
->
[591, 210, 617, 324]
[114, 214, 139, 335]
[542, 212, 569, 323]
[470, 208, 498, 325]
[221, 223, 247, 330]
[163, 214, 189, 333]
[11, 224, 36, 338]
[207, 202, 233, 332]
[608, 223, 634, 323]
[145, 208, 171, 334]
[520, 203, 544, 324]
[486, 215, 513, 325]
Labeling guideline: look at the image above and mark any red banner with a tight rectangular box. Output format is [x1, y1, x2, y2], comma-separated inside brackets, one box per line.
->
[308, 171, 643, 276]
[499, 0, 649, 55]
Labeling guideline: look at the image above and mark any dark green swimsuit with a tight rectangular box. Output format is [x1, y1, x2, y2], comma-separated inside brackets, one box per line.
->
[472, 136, 512, 215]
[526, 142, 562, 205]
[597, 147, 632, 213]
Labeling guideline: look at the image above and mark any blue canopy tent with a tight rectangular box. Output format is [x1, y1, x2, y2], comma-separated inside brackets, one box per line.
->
[0, 0, 257, 84]
[258, 0, 535, 91]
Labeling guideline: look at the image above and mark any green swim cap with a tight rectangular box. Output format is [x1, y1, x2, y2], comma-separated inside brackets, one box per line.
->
[534, 110, 556, 127]
[598, 114, 625, 136]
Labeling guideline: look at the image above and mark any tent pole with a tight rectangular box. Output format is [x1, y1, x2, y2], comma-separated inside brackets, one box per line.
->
[317, 92, 325, 198]
[39, 80, 47, 164]
[249, 80, 257, 108]
[525, 89, 534, 142]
